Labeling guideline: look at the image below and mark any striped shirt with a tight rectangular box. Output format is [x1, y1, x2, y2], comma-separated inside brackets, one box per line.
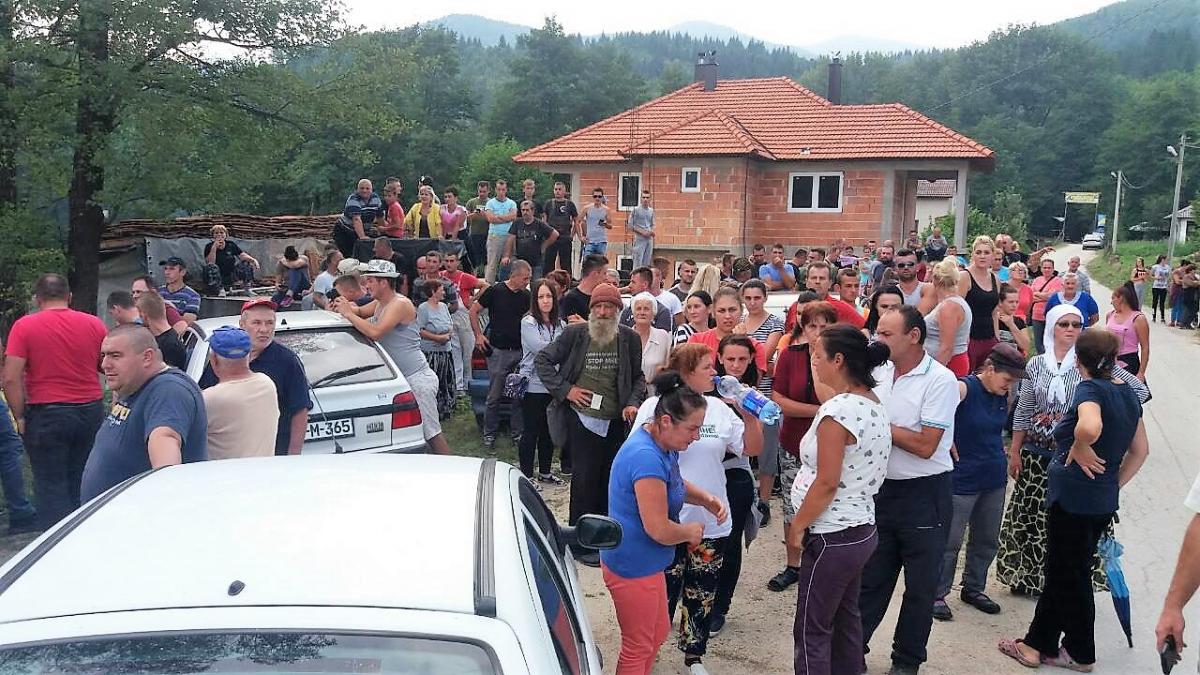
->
[743, 311, 785, 395]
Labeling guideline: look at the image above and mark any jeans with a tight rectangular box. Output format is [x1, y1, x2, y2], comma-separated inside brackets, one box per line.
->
[467, 233, 488, 275]
[547, 236, 574, 276]
[713, 467, 755, 620]
[937, 487, 1006, 598]
[484, 233, 508, 284]
[566, 407, 623, 525]
[859, 472, 953, 669]
[1172, 295, 1185, 324]
[1023, 504, 1113, 665]
[484, 348, 523, 439]
[631, 236, 653, 268]
[0, 395, 34, 525]
[582, 241, 608, 257]
[449, 309, 474, 392]
[24, 401, 104, 529]
[667, 537, 727, 657]
[518, 392, 554, 477]
[603, 564, 671, 675]
[1031, 320, 1046, 355]
[794, 524, 878, 675]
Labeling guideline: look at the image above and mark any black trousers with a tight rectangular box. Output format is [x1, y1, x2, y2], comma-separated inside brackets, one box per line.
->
[859, 472, 953, 669]
[25, 401, 104, 529]
[518, 393, 554, 477]
[547, 236, 574, 275]
[713, 466, 755, 619]
[566, 409, 624, 526]
[332, 225, 358, 258]
[1023, 504, 1113, 665]
[1152, 287, 1168, 320]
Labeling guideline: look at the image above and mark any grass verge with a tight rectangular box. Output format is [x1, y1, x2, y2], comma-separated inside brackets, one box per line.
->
[1087, 240, 1200, 290]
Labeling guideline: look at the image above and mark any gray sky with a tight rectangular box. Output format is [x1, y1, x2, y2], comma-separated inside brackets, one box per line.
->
[350, 0, 1117, 49]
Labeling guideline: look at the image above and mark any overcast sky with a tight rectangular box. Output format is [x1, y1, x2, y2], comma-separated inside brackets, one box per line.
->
[348, 0, 1117, 49]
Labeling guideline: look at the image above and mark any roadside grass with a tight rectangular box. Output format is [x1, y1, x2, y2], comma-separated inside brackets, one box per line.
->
[441, 397, 520, 464]
[1087, 240, 1200, 290]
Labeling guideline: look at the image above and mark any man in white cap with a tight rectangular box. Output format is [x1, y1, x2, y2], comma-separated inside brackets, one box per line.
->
[202, 326, 279, 460]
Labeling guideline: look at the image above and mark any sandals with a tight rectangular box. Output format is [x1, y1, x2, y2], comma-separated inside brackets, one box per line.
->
[767, 566, 800, 592]
[997, 638, 1041, 668]
[1042, 648, 1094, 672]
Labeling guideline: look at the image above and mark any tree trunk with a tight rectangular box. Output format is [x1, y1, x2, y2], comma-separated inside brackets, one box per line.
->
[0, 0, 17, 206]
[67, 0, 114, 314]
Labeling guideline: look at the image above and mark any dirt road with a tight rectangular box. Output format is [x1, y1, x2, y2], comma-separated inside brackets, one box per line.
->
[545, 244, 1200, 674]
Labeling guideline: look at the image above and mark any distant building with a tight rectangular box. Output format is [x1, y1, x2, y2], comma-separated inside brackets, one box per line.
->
[1165, 204, 1194, 243]
[513, 56, 994, 267]
[915, 180, 956, 231]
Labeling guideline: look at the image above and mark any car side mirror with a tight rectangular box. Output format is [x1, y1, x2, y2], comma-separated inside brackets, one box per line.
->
[562, 514, 622, 551]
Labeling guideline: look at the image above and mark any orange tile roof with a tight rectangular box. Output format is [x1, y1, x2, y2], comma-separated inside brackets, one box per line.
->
[513, 77, 994, 167]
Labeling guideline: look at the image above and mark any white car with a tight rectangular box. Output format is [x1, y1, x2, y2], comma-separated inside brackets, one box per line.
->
[0, 455, 621, 674]
[183, 311, 426, 454]
[1082, 233, 1104, 250]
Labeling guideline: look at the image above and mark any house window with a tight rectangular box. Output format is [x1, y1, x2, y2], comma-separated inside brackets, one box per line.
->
[788, 172, 843, 212]
[681, 167, 701, 192]
[618, 173, 641, 211]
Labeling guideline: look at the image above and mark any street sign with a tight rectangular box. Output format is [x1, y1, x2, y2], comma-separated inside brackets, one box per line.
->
[1064, 191, 1101, 205]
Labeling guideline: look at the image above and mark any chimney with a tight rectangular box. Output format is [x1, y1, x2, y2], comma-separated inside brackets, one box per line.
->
[694, 51, 718, 91]
[828, 55, 843, 104]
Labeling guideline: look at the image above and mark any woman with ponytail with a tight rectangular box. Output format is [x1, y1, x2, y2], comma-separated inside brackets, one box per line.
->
[1000, 329, 1149, 671]
[790, 324, 892, 675]
[603, 370, 728, 675]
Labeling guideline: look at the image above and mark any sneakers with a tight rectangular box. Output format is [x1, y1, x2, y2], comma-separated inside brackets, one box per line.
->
[756, 500, 772, 527]
[932, 598, 953, 621]
[708, 613, 726, 637]
[961, 590, 1002, 614]
[538, 472, 565, 486]
[483, 435, 496, 452]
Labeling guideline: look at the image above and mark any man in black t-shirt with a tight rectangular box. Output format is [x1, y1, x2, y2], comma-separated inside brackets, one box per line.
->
[470, 260, 533, 449]
[502, 200, 558, 280]
[543, 181, 580, 276]
[560, 254, 608, 322]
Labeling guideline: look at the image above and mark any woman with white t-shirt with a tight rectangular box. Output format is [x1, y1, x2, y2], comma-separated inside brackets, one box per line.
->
[789, 324, 892, 675]
[633, 342, 762, 674]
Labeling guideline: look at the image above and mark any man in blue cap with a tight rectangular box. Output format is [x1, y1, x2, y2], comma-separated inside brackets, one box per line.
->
[201, 326, 279, 460]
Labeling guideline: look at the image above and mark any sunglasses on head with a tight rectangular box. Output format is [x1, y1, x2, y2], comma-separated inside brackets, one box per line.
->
[1056, 320, 1083, 329]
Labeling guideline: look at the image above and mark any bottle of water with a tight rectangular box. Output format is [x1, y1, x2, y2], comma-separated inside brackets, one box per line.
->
[714, 375, 782, 425]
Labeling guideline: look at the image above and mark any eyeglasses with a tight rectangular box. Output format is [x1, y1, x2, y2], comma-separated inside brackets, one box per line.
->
[1055, 321, 1083, 329]
[592, 195, 603, 199]
[895, 262, 917, 268]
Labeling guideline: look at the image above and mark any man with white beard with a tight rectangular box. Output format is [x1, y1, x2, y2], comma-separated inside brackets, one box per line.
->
[536, 283, 647, 566]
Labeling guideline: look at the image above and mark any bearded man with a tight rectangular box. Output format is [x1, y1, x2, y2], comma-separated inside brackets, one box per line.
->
[535, 282, 646, 565]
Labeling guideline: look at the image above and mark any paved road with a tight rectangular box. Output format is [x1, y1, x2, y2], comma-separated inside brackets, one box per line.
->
[573, 244, 1200, 674]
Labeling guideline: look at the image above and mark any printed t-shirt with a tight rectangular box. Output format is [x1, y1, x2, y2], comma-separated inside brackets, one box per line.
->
[574, 339, 619, 420]
[544, 198, 579, 237]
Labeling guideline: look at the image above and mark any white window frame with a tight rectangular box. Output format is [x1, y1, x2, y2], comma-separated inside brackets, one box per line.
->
[617, 172, 642, 211]
[787, 171, 844, 213]
[681, 167, 701, 193]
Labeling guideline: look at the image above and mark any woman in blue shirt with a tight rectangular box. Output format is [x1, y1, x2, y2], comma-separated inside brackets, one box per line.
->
[602, 371, 727, 675]
[934, 344, 1028, 622]
[1001, 329, 1149, 671]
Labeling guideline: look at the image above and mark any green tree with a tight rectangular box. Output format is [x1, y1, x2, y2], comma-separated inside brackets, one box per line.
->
[458, 139, 551, 196]
[656, 60, 691, 95]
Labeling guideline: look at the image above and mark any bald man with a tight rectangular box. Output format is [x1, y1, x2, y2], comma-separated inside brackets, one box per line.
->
[81, 324, 207, 501]
[332, 178, 383, 257]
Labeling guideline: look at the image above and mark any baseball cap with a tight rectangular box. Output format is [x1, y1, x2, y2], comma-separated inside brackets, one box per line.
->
[361, 259, 399, 278]
[209, 326, 252, 359]
[158, 256, 187, 268]
[987, 343, 1029, 379]
[241, 297, 278, 313]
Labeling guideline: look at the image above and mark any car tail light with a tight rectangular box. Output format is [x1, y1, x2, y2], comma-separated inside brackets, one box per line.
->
[392, 391, 421, 429]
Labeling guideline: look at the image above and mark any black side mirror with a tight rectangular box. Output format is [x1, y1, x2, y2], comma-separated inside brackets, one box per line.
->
[562, 514, 622, 551]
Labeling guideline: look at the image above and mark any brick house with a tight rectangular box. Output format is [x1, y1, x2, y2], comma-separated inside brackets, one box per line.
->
[513, 58, 994, 269]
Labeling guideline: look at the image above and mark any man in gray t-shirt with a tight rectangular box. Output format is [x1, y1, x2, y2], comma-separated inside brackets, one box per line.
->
[628, 190, 655, 268]
[581, 188, 612, 257]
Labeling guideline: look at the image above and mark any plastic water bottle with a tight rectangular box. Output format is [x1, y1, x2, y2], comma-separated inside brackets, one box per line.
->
[714, 375, 782, 425]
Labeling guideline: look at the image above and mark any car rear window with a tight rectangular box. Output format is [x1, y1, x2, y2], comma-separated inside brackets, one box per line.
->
[274, 328, 395, 389]
[0, 632, 497, 673]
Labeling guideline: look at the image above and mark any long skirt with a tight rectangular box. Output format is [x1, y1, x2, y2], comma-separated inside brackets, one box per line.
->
[996, 447, 1109, 593]
[424, 350, 457, 417]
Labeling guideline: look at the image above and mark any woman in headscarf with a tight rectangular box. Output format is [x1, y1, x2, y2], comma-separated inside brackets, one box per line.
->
[995, 304, 1149, 596]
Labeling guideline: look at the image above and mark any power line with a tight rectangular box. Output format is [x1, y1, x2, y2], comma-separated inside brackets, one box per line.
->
[925, 0, 1176, 114]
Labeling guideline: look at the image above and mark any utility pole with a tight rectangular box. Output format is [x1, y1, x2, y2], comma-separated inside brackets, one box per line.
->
[1111, 170, 1123, 255]
[1168, 133, 1188, 263]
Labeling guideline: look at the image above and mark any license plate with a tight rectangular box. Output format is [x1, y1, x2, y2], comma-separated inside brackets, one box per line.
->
[305, 418, 354, 441]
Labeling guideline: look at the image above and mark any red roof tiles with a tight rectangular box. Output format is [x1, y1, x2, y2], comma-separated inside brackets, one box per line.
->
[514, 78, 994, 167]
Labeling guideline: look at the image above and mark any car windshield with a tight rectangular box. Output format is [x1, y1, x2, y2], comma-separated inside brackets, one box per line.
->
[274, 328, 395, 389]
[0, 632, 497, 674]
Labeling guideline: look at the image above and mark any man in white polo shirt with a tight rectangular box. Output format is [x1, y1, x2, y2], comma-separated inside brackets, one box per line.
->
[861, 306, 960, 675]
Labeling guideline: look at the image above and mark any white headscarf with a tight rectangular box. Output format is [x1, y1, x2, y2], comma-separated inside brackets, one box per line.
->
[1041, 303, 1083, 405]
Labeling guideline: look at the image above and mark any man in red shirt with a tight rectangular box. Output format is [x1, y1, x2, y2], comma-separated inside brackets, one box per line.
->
[785, 260, 866, 332]
[2, 274, 107, 529]
[441, 250, 487, 394]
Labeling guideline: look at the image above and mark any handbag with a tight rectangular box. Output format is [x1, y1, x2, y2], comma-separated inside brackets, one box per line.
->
[503, 372, 529, 400]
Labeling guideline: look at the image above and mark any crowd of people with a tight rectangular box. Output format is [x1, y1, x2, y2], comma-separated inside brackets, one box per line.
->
[0, 171, 1194, 675]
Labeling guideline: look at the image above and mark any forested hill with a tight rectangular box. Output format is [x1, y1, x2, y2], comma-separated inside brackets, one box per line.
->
[1057, 0, 1200, 75]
